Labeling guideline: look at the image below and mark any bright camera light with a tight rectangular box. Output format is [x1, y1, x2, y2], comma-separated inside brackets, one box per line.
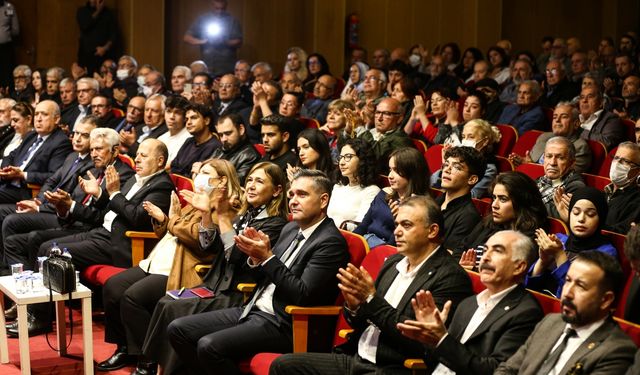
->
[206, 22, 222, 37]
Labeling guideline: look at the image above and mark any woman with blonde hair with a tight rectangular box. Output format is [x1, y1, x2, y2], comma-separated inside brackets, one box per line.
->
[284, 47, 309, 82]
[139, 161, 289, 374]
[98, 158, 244, 373]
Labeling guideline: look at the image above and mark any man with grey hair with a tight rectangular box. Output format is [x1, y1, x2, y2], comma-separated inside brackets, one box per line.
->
[62, 77, 99, 133]
[397, 230, 543, 375]
[541, 59, 580, 108]
[122, 94, 168, 157]
[189, 60, 208, 75]
[40, 66, 65, 104]
[497, 80, 547, 135]
[251, 61, 273, 84]
[499, 59, 533, 104]
[212, 73, 248, 124]
[9, 64, 34, 103]
[170, 65, 192, 95]
[0, 97, 16, 126]
[578, 85, 624, 151]
[536, 136, 585, 218]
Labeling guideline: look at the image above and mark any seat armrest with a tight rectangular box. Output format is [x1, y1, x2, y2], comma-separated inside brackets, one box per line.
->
[125, 231, 159, 266]
[404, 358, 426, 370]
[285, 305, 343, 352]
[338, 329, 353, 339]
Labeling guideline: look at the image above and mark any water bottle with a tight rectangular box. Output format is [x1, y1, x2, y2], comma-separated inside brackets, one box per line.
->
[50, 242, 61, 256]
[62, 247, 72, 258]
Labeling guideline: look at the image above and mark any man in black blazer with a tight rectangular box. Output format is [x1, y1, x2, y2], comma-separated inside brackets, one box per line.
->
[0, 116, 97, 263]
[211, 74, 249, 127]
[271, 195, 473, 374]
[578, 85, 625, 151]
[121, 94, 168, 158]
[168, 169, 349, 375]
[494, 251, 636, 374]
[2, 127, 135, 270]
[0, 100, 72, 203]
[37, 138, 173, 270]
[397, 230, 544, 375]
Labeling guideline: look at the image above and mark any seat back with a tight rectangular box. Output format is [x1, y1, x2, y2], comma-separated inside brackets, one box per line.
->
[621, 119, 636, 142]
[299, 117, 320, 129]
[495, 155, 514, 172]
[548, 217, 569, 235]
[615, 273, 636, 319]
[601, 230, 631, 279]
[254, 144, 266, 157]
[614, 317, 640, 347]
[472, 198, 491, 217]
[118, 154, 135, 169]
[411, 138, 429, 164]
[582, 173, 611, 191]
[598, 146, 616, 177]
[515, 162, 545, 180]
[529, 289, 562, 314]
[511, 130, 544, 157]
[586, 140, 607, 175]
[466, 270, 487, 294]
[495, 124, 518, 156]
[332, 245, 398, 347]
[340, 230, 369, 268]
[112, 108, 125, 118]
[425, 144, 444, 175]
[170, 173, 195, 208]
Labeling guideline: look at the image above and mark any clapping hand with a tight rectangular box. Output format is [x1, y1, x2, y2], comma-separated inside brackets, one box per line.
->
[234, 226, 273, 264]
[79, 171, 101, 197]
[397, 290, 451, 347]
[459, 249, 477, 270]
[337, 263, 375, 311]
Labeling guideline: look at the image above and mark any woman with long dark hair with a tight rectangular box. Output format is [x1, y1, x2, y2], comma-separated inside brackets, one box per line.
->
[303, 53, 331, 94]
[354, 147, 430, 248]
[456, 171, 548, 265]
[287, 128, 335, 182]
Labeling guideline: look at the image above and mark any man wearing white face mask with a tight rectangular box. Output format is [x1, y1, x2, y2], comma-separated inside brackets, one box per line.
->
[603, 142, 640, 233]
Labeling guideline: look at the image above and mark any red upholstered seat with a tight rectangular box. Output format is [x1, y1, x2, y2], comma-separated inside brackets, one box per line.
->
[495, 124, 518, 156]
[511, 130, 543, 157]
[81, 265, 126, 286]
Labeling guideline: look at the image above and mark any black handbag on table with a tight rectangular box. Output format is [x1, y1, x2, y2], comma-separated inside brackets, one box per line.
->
[42, 254, 76, 294]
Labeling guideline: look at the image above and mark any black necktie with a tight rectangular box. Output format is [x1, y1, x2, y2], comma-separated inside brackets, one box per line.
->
[536, 327, 577, 375]
[238, 231, 305, 321]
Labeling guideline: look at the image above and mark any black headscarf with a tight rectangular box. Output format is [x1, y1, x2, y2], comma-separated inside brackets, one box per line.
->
[565, 187, 610, 252]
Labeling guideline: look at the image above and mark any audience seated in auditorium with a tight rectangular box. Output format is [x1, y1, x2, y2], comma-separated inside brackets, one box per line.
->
[258, 114, 298, 173]
[246, 80, 282, 143]
[423, 55, 462, 99]
[474, 78, 507, 124]
[527, 187, 616, 297]
[535, 137, 586, 218]
[326, 138, 379, 230]
[602, 143, 640, 233]
[319, 99, 355, 161]
[302, 53, 331, 94]
[58, 78, 77, 113]
[356, 98, 413, 175]
[0, 100, 72, 204]
[578, 85, 625, 151]
[541, 59, 580, 108]
[157, 95, 191, 166]
[511, 102, 592, 173]
[167, 169, 349, 374]
[90, 94, 120, 129]
[142, 70, 167, 98]
[299, 75, 336, 125]
[234, 60, 253, 105]
[495, 251, 636, 374]
[113, 95, 145, 132]
[287, 128, 335, 183]
[210, 113, 260, 183]
[40, 66, 64, 104]
[613, 74, 640, 121]
[371, 48, 390, 72]
[140, 161, 288, 374]
[390, 76, 419, 128]
[436, 146, 485, 251]
[61, 77, 98, 133]
[499, 58, 534, 104]
[9, 65, 35, 104]
[271, 195, 473, 374]
[570, 51, 589, 85]
[497, 80, 547, 135]
[120, 94, 168, 157]
[357, 68, 386, 109]
[211, 73, 249, 125]
[355, 147, 429, 248]
[279, 71, 302, 95]
[341, 61, 368, 99]
[455, 172, 547, 263]
[432, 119, 501, 199]
[170, 102, 221, 177]
[283, 47, 308, 83]
[96, 159, 245, 374]
[398, 230, 543, 375]
[487, 46, 511, 86]
[0, 100, 28, 163]
[169, 65, 191, 96]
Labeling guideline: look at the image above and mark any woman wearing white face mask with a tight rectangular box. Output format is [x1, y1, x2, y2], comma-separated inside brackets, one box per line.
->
[98, 158, 245, 373]
[431, 119, 501, 198]
[141, 161, 289, 374]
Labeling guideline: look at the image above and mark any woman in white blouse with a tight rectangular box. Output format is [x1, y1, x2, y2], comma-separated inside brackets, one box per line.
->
[327, 138, 380, 230]
[1, 102, 33, 164]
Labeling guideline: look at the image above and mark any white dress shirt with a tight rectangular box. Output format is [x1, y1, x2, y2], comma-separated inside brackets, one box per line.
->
[549, 318, 606, 375]
[102, 171, 161, 232]
[357, 251, 434, 363]
[579, 109, 603, 132]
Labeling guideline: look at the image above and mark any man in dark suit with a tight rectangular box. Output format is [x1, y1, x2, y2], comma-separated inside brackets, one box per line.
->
[397, 230, 544, 374]
[578, 85, 625, 151]
[271, 195, 473, 374]
[168, 169, 349, 375]
[37, 138, 173, 270]
[623, 225, 640, 325]
[120, 94, 168, 158]
[59, 77, 98, 133]
[494, 251, 636, 374]
[2, 126, 135, 271]
[211, 74, 249, 126]
[0, 100, 72, 203]
[0, 115, 97, 263]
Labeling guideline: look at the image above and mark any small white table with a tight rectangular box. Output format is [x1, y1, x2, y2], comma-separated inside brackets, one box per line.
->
[0, 275, 93, 375]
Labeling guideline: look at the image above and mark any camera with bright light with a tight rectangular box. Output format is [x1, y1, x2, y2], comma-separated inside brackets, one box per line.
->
[206, 22, 223, 37]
